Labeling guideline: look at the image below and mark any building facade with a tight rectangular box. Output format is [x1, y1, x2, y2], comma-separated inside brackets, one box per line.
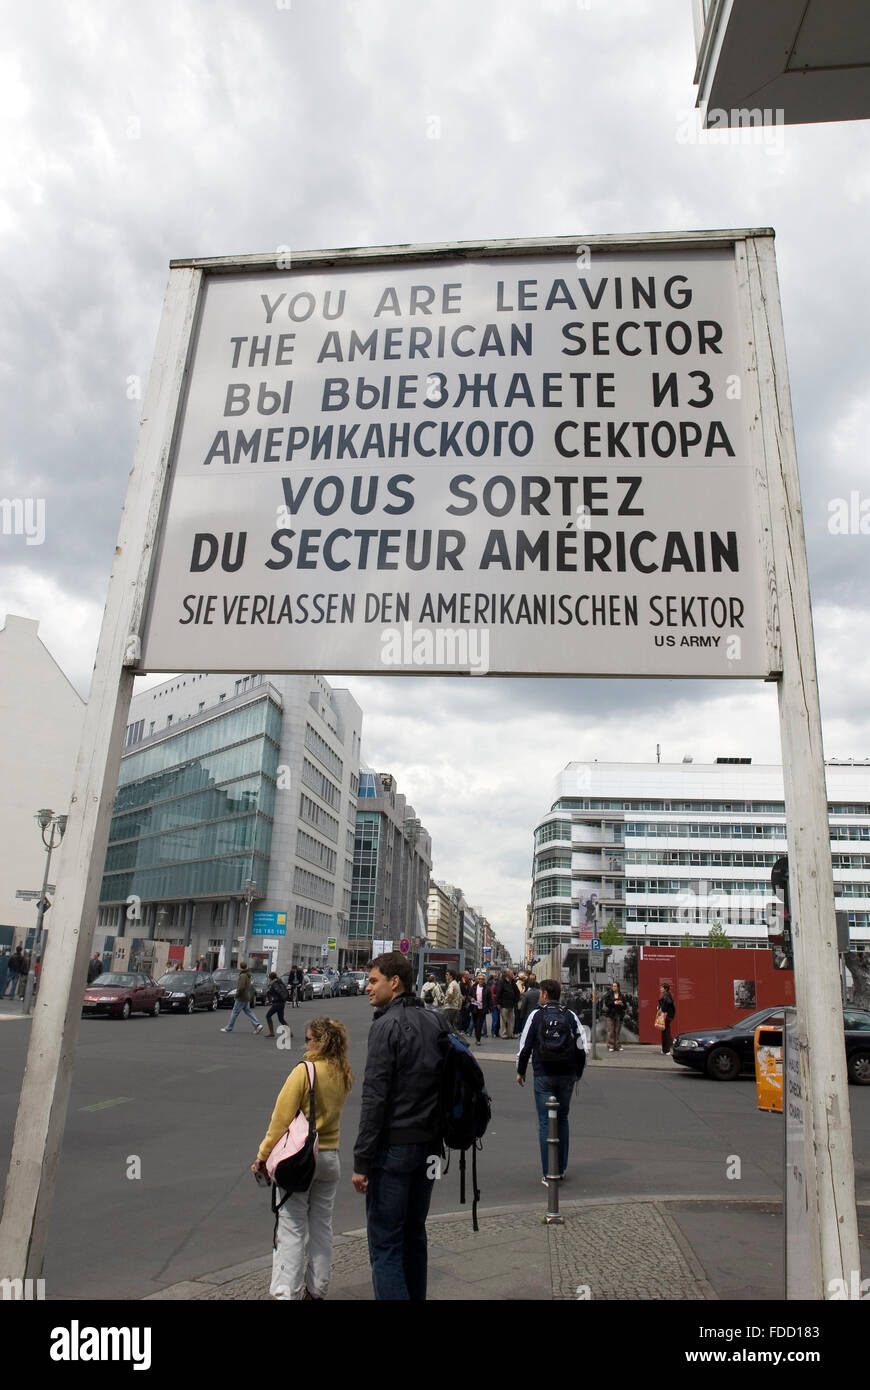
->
[0, 616, 86, 950]
[532, 759, 870, 958]
[97, 671, 362, 972]
[349, 770, 432, 965]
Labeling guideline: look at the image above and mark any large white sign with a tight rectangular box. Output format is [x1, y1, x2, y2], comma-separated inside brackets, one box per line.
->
[139, 245, 773, 677]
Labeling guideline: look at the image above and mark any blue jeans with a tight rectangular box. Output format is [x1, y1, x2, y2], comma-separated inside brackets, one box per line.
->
[490, 1005, 500, 1037]
[533, 1073, 575, 1179]
[366, 1141, 435, 1300]
[223, 997, 260, 1031]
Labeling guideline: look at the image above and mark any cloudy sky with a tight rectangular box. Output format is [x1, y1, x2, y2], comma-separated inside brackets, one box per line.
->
[3, 0, 869, 956]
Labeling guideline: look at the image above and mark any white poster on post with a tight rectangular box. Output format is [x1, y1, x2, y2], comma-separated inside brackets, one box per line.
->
[139, 244, 774, 679]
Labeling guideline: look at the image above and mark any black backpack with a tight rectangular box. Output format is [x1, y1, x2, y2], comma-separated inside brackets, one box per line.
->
[438, 1030, 491, 1231]
[537, 1004, 578, 1068]
[273, 979, 289, 1003]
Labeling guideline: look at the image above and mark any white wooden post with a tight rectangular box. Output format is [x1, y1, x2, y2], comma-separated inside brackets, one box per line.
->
[744, 235, 860, 1297]
[0, 267, 202, 1280]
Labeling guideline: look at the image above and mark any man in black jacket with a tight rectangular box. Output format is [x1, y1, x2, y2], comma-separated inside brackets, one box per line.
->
[496, 969, 521, 1038]
[352, 951, 448, 1300]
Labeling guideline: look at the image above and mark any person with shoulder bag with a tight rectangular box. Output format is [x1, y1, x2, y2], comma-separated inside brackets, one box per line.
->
[252, 1016, 353, 1300]
[442, 970, 463, 1031]
[656, 982, 676, 1055]
[265, 972, 292, 1039]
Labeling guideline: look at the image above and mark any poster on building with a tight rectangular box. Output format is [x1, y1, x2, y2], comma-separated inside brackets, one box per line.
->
[138, 237, 776, 679]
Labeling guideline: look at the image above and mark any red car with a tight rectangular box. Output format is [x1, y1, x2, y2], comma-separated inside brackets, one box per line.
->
[82, 971, 165, 1019]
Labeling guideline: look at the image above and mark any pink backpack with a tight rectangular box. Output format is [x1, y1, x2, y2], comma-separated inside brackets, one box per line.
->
[265, 1060, 319, 1188]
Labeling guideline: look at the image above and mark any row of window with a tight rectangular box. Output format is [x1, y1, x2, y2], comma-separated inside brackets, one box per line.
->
[118, 699, 282, 787]
[114, 736, 279, 815]
[293, 866, 334, 905]
[626, 878, 771, 896]
[109, 777, 272, 843]
[304, 723, 344, 781]
[555, 798, 870, 815]
[100, 852, 271, 904]
[104, 814, 272, 873]
[296, 829, 337, 875]
[301, 758, 341, 810]
[294, 904, 333, 936]
[299, 793, 339, 843]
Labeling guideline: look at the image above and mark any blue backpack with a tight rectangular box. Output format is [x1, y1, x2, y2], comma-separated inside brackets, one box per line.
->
[438, 1031, 491, 1230]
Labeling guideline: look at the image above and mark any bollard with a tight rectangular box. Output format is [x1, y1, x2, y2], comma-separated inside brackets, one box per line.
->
[544, 1094, 564, 1225]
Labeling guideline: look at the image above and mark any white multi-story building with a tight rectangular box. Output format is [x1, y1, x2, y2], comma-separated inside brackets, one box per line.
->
[0, 616, 86, 950]
[531, 759, 870, 958]
[97, 671, 362, 972]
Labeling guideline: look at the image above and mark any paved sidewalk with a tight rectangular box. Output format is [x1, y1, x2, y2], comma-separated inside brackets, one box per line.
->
[472, 1034, 675, 1071]
[147, 1195, 864, 1303]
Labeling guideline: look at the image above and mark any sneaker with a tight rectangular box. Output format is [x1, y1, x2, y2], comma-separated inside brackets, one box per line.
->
[220, 1027, 231, 1033]
[541, 1178, 549, 1186]
[608, 1046, 614, 1051]
[254, 1023, 264, 1034]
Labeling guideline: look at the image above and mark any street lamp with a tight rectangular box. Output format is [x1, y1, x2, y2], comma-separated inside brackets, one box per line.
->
[239, 877, 258, 958]
[22, 809, 68, 1013]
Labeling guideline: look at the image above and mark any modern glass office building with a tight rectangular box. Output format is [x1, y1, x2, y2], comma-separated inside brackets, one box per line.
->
[531, 759, 870, 957]
[97, 670, 362, 971]
[348, 770, 432, 964]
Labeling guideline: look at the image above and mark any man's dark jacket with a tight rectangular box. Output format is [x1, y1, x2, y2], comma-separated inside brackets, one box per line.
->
[517, 985, 540, 1026]
[353, 994, 448, 1176]
[496, 975, 520, 1010]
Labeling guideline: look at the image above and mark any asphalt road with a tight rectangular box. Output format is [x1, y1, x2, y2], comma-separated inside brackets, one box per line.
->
[1, 995, 867, 1300]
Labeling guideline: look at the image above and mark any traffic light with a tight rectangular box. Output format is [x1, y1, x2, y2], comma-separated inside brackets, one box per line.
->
[769, 856, 792, 969]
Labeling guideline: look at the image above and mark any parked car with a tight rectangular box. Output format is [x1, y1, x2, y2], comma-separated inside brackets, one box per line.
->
[82, 972, 165, 1019]
[307, 970, 337, 999]
[338, 971, 366, 996]
[156, 970, 218, 1013]
[250, 971, 270, 1005]
[212, 969, 240, 1007]
[671, 1005, 870, 1083]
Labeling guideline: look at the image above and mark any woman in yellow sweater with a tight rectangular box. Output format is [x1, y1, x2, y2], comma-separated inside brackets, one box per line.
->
[252, 1016, 352, 1300]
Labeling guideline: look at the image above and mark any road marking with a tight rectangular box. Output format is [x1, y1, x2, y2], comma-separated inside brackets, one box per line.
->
[79, 1097, 133, 1112]
[197, 1064, 229, 1073]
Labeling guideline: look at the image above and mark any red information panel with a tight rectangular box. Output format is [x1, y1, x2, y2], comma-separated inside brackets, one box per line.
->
[637, 947, 795, 1043]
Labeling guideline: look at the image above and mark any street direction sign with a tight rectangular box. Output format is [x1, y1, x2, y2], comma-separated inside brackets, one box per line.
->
[591, 937, 601, 950]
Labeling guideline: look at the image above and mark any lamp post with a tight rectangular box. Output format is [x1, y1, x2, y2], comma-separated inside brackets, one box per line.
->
[22, 810, 68, 1014]
[239, 877, 258, 960]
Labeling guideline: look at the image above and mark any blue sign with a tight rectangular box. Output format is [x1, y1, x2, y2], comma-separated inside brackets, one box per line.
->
[252, 911, 287, 937]
[591, 938, 601, 950]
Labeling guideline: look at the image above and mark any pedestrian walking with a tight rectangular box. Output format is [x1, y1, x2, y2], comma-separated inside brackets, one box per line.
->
[253, 1016, 353, 1299]
[496, 969, 521, 1039]
[469, 971, 490, 1045]
[86, 952, 103, 984]
[265, 972, 292, 1038]
[420, 975, 444, 1010]
[351, 950, 449, 1301]
[604, 981, 627, 1051]
[443, 969, 463, 1032]
[516, 979, 588, 1184]
[657, 981, 676, 1055]
[220, 960, 263, 1034]
[0, 951, 9, 1001]
[488, 975, 500, 1039]
[5, 946, 25, 999]
[459, 970, 474, 1036]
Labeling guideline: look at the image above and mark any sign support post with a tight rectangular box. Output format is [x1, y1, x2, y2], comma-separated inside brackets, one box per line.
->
[0, 267, 202, 1281]
[745, 238, 859, 1297]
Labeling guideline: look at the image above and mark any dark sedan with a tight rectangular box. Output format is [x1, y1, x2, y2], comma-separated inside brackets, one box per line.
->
[338, 972, 365, 996]
[156, 971, 218, 1013]
[672, 1005, 870, 1083]
[82, 972, 165, 1020]
[212, 969, 240, 1007]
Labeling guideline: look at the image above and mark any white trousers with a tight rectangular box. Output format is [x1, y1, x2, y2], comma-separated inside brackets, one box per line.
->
[270, 1149, 340, 1300]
